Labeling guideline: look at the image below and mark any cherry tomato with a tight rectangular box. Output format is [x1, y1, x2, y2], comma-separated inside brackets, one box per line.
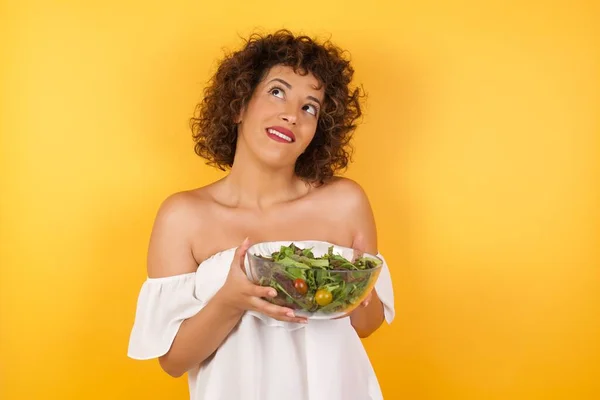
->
[294, 278, 308, 295]
[315, 288, 333, 306]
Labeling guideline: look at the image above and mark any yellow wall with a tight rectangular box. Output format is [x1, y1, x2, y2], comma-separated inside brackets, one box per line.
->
[1, 1, 598, 399]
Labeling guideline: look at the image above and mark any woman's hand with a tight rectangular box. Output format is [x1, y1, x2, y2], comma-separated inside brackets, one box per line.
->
[359, 290, 372, 308]
[213, 238, 308, 324]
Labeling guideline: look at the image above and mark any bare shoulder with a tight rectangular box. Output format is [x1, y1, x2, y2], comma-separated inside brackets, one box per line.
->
[153, 191, 203, 225]
[317, 176, 371, 207]
[146, 188, 214, 278]
[315, 177, 378, 253]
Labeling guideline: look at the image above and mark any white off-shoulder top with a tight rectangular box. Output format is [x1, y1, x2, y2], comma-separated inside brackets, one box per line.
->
[128, 241, 395, 400]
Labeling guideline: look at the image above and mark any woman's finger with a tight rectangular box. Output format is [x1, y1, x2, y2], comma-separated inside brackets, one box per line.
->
[251, 284, 277, 299]
[361, 291, 373, 307]
[249, 297, 308, 324]
[250, 297, 294, 317]
[231, 237, 251, 271]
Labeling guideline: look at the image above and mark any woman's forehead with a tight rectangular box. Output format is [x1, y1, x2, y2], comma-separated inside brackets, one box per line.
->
[262, 65, 323, 92]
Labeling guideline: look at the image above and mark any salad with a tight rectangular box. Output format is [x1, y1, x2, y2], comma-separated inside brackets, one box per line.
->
[252, 243, 382, 314]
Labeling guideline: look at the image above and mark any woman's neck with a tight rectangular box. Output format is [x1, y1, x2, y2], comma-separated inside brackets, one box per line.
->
[218, 148, 310, 210]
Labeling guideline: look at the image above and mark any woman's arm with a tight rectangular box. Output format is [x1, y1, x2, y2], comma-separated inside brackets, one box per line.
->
[349, 289, 385, 338]
[347, 229, 386, 338]
[146, 194, 241, 377]
[333, 179, 387, 337]
[158, 291, 245, 377]
[147, 194, 306, 377]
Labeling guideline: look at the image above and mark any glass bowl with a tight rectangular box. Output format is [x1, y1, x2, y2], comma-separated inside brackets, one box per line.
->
[244, 240, 383, 319]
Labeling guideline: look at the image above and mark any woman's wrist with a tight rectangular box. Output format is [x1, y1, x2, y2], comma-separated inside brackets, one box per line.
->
[212, 287, 246, 318]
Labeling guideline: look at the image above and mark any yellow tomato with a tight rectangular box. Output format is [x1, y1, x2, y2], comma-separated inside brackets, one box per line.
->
[315, 288, 333, 306]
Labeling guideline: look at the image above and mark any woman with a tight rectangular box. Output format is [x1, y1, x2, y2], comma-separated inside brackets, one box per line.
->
[128, 30, 395, 400]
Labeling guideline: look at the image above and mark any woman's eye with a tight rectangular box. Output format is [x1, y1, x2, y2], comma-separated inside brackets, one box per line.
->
[303, 104, 318, 116]
[269, 87, 284, 99]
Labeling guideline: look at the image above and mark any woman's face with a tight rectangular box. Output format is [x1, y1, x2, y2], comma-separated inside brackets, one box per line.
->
[236, 64, 325, 170]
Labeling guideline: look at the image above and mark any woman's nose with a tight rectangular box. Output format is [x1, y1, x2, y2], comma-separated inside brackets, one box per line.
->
[279, 109, 297, 125]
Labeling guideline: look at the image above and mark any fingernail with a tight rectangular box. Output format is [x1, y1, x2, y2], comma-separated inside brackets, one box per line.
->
[270, 290, 277, 297]
[287, 311, 295, 318]
[364, 301, 369, 307]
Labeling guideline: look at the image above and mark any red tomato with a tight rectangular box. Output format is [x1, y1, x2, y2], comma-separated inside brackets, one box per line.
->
[294, 278, 308, 295]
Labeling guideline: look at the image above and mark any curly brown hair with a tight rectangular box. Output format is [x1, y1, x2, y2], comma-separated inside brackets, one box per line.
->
[190, 29, 364, 184]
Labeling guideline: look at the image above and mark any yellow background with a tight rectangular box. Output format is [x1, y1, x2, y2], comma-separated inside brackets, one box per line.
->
[1, 0, 599, 399]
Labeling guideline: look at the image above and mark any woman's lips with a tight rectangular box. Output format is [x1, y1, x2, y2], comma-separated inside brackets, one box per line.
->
[266, 126, 295, 143]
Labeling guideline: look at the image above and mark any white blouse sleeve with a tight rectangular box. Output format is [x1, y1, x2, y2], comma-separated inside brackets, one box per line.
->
[375, 253, 395, 324]
[127, 272, 205, 360]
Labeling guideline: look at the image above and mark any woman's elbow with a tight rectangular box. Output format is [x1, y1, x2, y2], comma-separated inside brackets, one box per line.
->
[352, 314, 385, 338]
[356, 329, 372, 339]
[354, 324, 380, 338]
[159, 354, 186, 378]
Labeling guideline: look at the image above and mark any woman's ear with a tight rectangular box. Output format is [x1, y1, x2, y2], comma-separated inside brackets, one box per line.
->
[235, 103, 246, 124]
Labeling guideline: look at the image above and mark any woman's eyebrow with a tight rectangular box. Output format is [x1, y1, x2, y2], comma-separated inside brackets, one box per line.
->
[267, 78, 292, 89]
[307, 96, 322, 107]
